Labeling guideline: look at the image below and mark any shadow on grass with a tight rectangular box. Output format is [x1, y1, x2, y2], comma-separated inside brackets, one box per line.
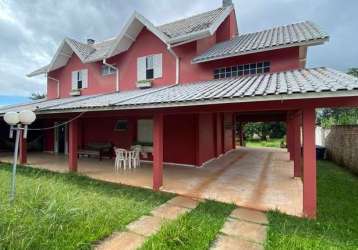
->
[0, 163, 174, 204]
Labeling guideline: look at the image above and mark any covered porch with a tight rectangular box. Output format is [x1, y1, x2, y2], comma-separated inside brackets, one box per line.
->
[0, 146, 302, 216]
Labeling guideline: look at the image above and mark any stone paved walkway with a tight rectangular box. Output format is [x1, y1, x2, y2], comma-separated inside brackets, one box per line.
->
[211, 207, 268, 250]
[95, 196, 200, 250]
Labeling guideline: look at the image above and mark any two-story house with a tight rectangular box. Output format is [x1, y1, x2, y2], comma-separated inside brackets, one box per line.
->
[1, 0, 358, 218]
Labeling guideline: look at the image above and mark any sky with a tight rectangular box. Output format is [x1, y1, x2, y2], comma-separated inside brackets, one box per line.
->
[0, 0, 357, 105]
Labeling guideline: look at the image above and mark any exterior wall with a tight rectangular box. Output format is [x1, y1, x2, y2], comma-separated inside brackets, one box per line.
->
[216, 10, 238, 42]
[109, 28, 177, 91]
[325, 125, 358, 174]
[176, 45, 301, 84]
[223, 112, 234, 152]
[197, 113, 216, 165]
[164, 114, 196, 165]
[48, 55, 116, 99]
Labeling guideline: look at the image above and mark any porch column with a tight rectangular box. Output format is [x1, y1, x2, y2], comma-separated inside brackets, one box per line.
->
[293, 112, 302, 177]
[302, 107, 316, 218]
[19, 130, 27, 164]
[68, 119, 78, 172]
[232, 113, 236, 149]
[153, 113, 164, 191]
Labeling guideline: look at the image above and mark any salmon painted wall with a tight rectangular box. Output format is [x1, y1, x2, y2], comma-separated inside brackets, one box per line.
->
[109, 28, 177, 91]
[197, 113, 216, 165]
[163, 114, 196, 165]
[48, 55, 116, 99]
[176, 43, 301, 84]
[223, 112, 234, 152]
[73, 114, 197, 165]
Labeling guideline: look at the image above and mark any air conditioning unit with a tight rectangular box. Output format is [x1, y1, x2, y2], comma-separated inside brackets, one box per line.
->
[136, 80, 152, 89]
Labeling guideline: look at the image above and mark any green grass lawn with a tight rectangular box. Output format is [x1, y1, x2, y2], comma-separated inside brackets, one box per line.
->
[1, 159, 357, 250]
[0, 164, 172, 250]
[140, 201, 235, 250]
[266, 160, 358, 249]
[246, 138, 283, 148]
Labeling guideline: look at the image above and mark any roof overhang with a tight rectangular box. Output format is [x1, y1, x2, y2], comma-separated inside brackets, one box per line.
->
[192, 38, 329, 64]
[33, 90, 358, 115]
[104, 12, 170, 60]
[169, 5, 234, 46]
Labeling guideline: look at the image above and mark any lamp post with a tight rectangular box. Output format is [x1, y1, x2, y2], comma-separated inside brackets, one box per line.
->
[3, 110, 36, 203]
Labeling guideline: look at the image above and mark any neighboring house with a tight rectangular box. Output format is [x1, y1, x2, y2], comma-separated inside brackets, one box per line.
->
[1, 0, 358, 218]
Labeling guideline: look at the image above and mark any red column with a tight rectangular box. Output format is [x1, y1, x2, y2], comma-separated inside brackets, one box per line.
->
[302, 107, 316, 218]
[293, 112, 302, 177]
[19, 130, 27, 164]
[232, 113, 236, 149]
[68, 119, 78, 172]
[153, 113, 164, 191]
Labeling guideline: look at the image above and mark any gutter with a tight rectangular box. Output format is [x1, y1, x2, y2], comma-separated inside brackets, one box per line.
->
[167, 45, 180, 84]
[47, 75, 60, 99]
[103, 59, 119, 92]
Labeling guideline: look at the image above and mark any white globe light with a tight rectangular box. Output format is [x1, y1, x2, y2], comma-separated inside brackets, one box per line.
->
[4, 112, 20, 125]
[19, 110, 36, 125]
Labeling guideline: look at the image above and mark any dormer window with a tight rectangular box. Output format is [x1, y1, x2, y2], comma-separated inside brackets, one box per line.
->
[71, 69, 88, 90]
[101, 65, 116, 76]
[137, 54, 162, 82]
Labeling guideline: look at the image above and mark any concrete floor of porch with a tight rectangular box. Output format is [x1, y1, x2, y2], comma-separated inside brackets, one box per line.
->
[0, 147, 303, 216]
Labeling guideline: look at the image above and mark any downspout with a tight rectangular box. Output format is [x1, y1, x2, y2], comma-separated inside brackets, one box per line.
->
[167, 45, 180, 84]
[103, 59, 119, 92]
[47, 74, 60, 99]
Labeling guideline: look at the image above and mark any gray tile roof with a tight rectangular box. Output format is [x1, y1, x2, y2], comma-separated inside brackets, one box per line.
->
[157, 6, 230, 39]
[0, 95, 97, 114]
[5, 67, 356, 115]
[193, 21, 329, 63]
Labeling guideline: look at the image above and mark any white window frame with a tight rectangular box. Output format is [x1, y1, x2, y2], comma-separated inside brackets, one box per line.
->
[101, 65, 116, 76]
[137, 54, 162, 82]
[72, 69, 88, 90]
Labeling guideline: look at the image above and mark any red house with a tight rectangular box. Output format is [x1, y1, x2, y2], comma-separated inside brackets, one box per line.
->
[1, 0, 358, 218]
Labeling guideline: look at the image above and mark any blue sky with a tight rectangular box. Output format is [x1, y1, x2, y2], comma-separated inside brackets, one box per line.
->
[0, 0, 357, 105]
[0, 95, 30, 106]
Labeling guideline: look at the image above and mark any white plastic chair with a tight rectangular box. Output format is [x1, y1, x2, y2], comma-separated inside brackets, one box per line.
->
[130, 145, 142, 168]
[114, 148, 128, 171]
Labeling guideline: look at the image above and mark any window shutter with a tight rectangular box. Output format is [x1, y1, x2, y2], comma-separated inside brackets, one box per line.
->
[71, 71, 78, 90]
[82, 69, 88, 88]
[153, 54, 162, 78]
[137, 56, 146, 81]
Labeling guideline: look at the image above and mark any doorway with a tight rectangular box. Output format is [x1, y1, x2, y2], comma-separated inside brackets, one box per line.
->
[54, 123, 68, 154]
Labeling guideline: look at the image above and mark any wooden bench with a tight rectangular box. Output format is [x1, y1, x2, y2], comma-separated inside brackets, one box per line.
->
[78, 143, 113, 161]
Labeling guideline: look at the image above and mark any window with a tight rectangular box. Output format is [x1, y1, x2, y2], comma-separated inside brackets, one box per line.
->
[146, 56, 154, 79]
[71, 69, 88, 90]
[137, 119, 153, 144]
[101, 65, 116, 76]
[114, 120, 128, 131]
[137, 54, 162, 82]
[213, 61, 271, 80]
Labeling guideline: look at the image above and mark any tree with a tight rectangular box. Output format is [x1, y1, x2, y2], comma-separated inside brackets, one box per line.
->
[243, 122, 286, 140]
[317, 68, 358, 128]
[347, 68, 358, 77]
[30, 93, 46, 100]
